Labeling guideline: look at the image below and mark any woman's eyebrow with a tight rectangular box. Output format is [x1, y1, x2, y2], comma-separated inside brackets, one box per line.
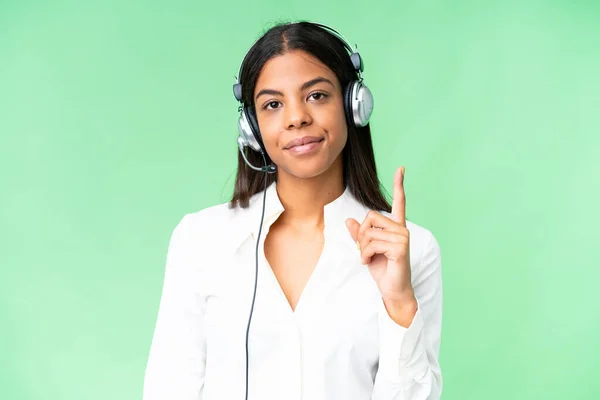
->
[255, 88, 283, 101]
[300, 76, 334, 91]
[255, 77, 335, 101]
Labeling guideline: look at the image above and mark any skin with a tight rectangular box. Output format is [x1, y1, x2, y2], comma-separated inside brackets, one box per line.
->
[254, 49, 417, 328]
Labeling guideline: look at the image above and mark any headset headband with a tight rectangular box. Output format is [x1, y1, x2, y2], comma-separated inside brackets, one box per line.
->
[233, 22, 363, 103]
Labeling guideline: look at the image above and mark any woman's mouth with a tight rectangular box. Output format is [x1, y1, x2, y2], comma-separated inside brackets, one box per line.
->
[284, 136, 325, 155]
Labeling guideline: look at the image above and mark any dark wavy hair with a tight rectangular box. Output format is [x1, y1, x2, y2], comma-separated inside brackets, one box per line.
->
[229, 21, 391, 213]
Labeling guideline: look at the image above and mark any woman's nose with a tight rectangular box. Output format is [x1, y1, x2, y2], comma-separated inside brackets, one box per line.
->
[285, 100, 313, 129]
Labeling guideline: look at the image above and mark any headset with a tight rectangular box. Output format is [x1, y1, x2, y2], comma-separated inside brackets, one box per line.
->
[233, 22, 374, 174]
[232, 22, 374, 400]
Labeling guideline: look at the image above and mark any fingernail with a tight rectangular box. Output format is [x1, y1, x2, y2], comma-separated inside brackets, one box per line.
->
[401, 166, 405, 175]
[356, 240, 361, 250]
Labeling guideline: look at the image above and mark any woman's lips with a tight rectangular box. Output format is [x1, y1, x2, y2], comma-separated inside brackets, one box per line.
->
[284, 135, 324, 149]
[285, 138, 324, 155]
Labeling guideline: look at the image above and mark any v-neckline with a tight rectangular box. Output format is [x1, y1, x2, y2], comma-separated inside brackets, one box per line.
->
[259, 234, 328, 316]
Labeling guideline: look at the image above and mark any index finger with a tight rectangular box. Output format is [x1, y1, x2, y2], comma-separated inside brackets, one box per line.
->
[391, 166, 406, 226]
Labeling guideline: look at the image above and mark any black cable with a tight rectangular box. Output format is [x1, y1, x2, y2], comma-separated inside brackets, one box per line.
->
[244, 152, 270, 400]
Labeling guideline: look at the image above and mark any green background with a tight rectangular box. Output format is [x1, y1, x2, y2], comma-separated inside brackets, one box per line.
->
[1, 1, 599, 399]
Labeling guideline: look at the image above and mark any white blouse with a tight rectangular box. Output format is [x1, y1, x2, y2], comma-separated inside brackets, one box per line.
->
[143, 182, 443, 400]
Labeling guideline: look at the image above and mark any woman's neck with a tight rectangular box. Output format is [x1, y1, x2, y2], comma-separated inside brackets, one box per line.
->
[274, 159, 344, 230]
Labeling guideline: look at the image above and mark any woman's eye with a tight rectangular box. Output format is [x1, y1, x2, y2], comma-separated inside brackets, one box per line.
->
[264, 101, 280, 110]
[309, 92, 327, 101]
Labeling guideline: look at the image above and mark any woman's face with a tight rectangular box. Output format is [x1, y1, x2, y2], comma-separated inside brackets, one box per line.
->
[253, 50, 348, 179]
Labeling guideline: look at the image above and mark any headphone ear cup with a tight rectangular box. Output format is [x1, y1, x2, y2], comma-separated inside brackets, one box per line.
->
[344, 81, 374, 127]
[353, 83, 374, 127]
[343, 81, 357, 127]
[244, 106, 266, 153]
[238, 107, 263, 153]
[245, 106, 259, 135]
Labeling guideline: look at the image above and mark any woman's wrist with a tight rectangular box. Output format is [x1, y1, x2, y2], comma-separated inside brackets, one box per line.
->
[382, 294, 418, 328]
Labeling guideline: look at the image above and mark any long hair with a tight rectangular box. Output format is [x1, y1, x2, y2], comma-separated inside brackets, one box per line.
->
[229, 21, 391, 213]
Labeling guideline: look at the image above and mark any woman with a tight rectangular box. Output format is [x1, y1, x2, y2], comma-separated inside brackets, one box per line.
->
[143, 21, 443, 400]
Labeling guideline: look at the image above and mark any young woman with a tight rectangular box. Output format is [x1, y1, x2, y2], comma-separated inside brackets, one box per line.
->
[143, 21, 443, 400]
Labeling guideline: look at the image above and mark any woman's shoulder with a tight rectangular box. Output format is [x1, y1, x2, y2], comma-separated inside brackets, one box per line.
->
[184, 201, 244, 228]
[171, 200, 254, 249]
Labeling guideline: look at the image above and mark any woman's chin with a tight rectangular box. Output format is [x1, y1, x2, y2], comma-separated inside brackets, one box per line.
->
[277, 160, 338, 180]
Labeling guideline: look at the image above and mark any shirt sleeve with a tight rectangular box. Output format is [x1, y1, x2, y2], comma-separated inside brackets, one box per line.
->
[143, 214, 207, 400]
[372, 230, 443, 400]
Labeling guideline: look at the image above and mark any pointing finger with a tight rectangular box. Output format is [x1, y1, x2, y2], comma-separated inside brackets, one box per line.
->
[391, 166, 406, 226]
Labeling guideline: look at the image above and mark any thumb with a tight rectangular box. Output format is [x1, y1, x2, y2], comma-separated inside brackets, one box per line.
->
[345, 218, 360, 242]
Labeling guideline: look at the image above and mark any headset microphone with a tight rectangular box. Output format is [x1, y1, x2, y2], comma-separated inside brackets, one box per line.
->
[237, 137, 277, 174]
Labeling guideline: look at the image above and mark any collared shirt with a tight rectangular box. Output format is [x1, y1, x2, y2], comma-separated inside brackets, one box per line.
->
[142, 182, 443, 400]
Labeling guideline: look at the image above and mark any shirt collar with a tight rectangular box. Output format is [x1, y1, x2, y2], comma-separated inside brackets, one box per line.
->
[232, 182, 369, 251]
